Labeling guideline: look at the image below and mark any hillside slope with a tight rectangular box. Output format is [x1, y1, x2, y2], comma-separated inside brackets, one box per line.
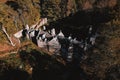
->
[0, 0, 120, 80]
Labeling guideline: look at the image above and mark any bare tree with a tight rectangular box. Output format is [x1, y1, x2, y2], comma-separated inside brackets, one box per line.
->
[17, 9, 26, 26]
[0, 22, 15, 46]
[13, 16, 19, 30]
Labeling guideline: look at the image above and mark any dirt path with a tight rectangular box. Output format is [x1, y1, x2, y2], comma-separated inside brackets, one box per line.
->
[0, 42, 31, 58]
[0, 52, 17, 58]
[0, 36, 20, 53]
[0, 0, 7, 3]
[0, 36, 65, 64]
[0, 36, 31, 58]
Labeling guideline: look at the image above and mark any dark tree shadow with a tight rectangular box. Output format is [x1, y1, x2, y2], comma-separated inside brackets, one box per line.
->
[19, 49, 89, 80]
[5, 1, 21, 10]
[45, 8, 114, 40]
[105, 64, 120, 80]
[18, 7, 116, 80]
[0, 60, 29, 80]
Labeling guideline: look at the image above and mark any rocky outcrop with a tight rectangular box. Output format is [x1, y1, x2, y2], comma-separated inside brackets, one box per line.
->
[0, 0, 40, 43]
[0, 0, 118, 51]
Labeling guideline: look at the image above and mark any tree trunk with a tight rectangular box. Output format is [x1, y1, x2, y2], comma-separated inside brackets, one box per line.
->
[2, 27, 15, 46]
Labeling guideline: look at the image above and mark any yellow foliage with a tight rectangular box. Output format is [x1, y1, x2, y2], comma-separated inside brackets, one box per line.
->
[0, 0, 40, 42]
